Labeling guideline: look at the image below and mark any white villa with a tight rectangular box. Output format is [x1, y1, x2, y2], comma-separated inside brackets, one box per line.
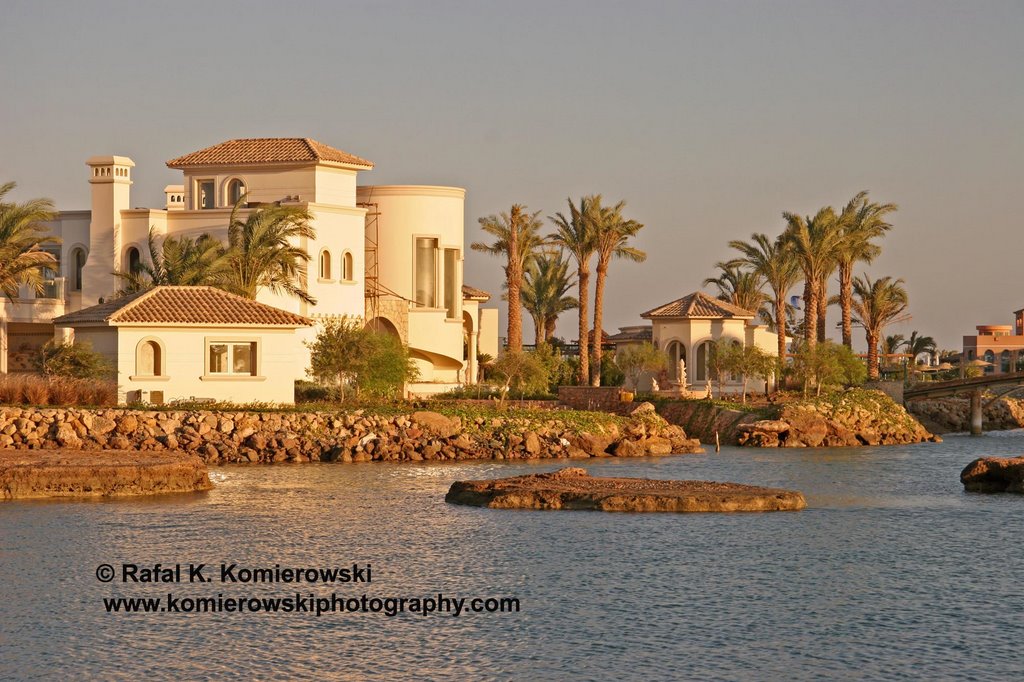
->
[611, 291, 786, 394]
[0, 137, 498, 403]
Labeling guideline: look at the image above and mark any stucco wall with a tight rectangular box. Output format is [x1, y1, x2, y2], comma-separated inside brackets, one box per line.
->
[112, 325, 302, 405]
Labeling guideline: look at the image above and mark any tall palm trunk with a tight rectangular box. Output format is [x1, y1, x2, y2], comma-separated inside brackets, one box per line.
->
[591, 261, 609, 386]
[544, 317, 557, 343]
[577, 266, 590, 385]
[506, 210, 522, 352]
[531, 313, 544, 347]
[839, 261, 854, 348]
[817, 274, 828, 343]
[775, 296, 787, 366]
[866, 331, 880, 380]
[803, 279, 818, 348]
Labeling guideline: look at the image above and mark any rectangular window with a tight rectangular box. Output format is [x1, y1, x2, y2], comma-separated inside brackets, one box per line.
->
[199, 180, 215, 209]
[207, 341, 257, 376]
[444, 248, 458, 319]
[414, 237, 437, 308]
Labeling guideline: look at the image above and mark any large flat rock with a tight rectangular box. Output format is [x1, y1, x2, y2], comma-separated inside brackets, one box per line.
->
[446, 467, 806, 512]
[961, 456, 1024, 493]
[0, 449, 213, 500]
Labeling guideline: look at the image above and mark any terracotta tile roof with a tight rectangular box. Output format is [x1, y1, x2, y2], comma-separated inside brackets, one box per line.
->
[167, 138, 374, 169]
[606, 326, 653, 343]
[53, 287, 312, 327]
[461, 284, 491, 301]
[641, 291, 756, 319]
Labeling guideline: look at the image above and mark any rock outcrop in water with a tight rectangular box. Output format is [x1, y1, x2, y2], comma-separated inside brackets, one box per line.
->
[736, 389, 937, 448]
[0, 449, 212, 499]
[960, 456, 1024, 493]
[445, 467, 806, 512]
[0, 405, 703, 465]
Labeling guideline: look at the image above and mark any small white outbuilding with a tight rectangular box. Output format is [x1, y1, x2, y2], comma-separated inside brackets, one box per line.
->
[53, 286, 312, 405]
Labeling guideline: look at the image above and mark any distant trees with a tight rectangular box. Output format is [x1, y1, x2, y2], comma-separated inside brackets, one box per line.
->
[549, 196, 597, 384]
[727, 232, 800, 362]
[520, 249, 578, 347]
[783, 207, 843, 348]
[591, 197, 646, 386]
[703, 262, 770, 321]
[851, 275, 909, 380]
[472, 205, 546, 353]
[0, 181, 58, 301]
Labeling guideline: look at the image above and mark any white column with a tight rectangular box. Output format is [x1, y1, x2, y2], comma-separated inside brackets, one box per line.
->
[468, 330, 479, 384]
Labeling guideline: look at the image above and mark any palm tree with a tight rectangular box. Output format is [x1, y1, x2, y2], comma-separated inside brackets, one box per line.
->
[472, 205, 545, 353]
[903, 331, 937, 365]
[591, 198, 646, 385]
[221, 198, 318, 304]
[550, 196, 598, 384]
[728, 232, 801, 362]
[703, 262, 769, 317]
[114, 227, 226, 294]
[851, 275, 909, 380]
[521, 249, 578, 346]
[836, 191, 897, 348]
[0, 181, 58, 301]
[783, 207, 843, 348]
[881, 333, 906, 372]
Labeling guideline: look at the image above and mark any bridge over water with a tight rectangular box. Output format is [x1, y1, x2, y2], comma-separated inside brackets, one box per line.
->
[904, 371, 1024, 435]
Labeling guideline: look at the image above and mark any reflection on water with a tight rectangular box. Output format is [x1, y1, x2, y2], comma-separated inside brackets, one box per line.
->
[3, 433, 1024, 680]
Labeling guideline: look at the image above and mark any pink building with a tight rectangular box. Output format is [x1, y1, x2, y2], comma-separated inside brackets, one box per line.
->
[962, 309, 1024, 374]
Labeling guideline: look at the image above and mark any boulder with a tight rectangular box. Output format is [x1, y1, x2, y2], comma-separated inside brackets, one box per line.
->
[411, 411, 459, 438]
[961, 456, 1024, 493]
[446, 467, 806, 512]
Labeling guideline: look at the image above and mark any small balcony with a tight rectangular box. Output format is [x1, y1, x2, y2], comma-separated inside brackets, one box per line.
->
[1, 278, 67, 324]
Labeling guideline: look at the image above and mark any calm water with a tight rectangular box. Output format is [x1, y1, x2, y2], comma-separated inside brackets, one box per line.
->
[3, 432, 1024, 681]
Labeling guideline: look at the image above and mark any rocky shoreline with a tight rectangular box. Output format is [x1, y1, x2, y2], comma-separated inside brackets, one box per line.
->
[908, 396, 1024, 434]
[0, 404, 703, 465]
[446, 467, 807, 512]
[0, 449, 211, 499]
[658, 389, 937, 448]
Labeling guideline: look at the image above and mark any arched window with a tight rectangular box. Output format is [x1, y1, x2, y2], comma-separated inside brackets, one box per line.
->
[695, 341, 712, 382]
[136, 339, 164, 377]
[342, 251, 353, 282]
[1001, 350, 1011, 373]
[70, 247, 86, 291]
[983, 350, 996, 374]
[319, 250, 332, 280]
[228, 179, 246, 205]
[126, 247, 141, 274]
[666, 341, 686, 382]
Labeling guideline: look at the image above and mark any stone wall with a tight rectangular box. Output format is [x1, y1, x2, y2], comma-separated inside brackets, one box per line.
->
[558, 387, 632, 413]
[0, 404, 703, 465]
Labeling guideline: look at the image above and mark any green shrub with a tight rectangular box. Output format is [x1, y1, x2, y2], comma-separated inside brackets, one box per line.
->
[35, 341, 112, 379]
[306, 317, 419, 401]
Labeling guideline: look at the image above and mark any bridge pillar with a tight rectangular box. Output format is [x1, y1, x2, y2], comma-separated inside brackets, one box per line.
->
[970, 389, 983, 436]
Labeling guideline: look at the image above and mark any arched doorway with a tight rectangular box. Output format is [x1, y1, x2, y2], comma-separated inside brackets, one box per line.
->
[665, 341, 686, 381]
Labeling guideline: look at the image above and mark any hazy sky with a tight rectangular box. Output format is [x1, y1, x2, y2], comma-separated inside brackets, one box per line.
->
[2, 0, 1021, 350]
